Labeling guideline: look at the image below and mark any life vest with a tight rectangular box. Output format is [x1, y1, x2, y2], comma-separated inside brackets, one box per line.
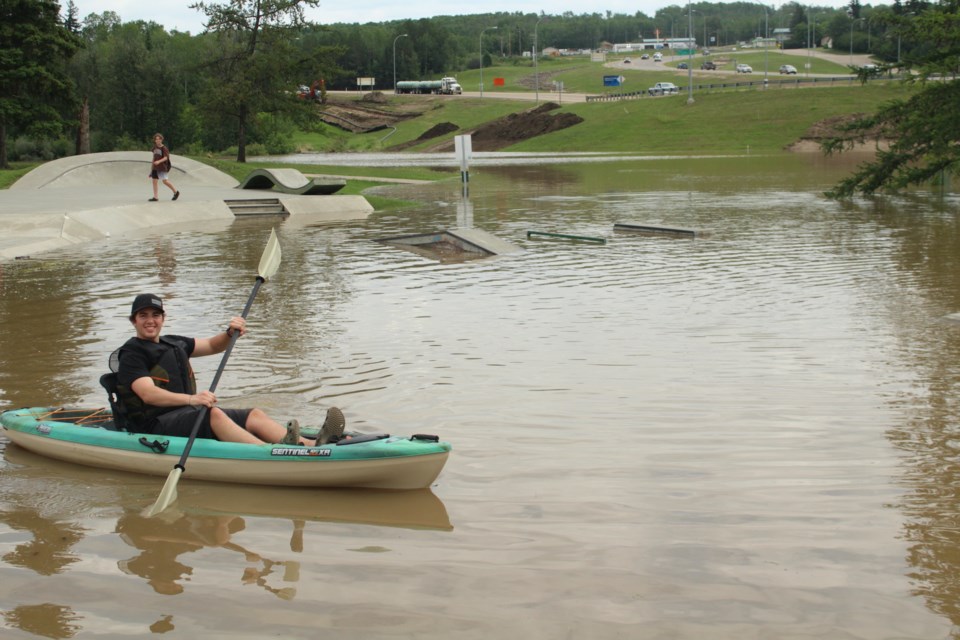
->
[117, 336, 197, 427]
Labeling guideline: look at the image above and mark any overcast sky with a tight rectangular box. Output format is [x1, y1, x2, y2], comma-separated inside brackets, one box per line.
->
[72, 0, 856, 35]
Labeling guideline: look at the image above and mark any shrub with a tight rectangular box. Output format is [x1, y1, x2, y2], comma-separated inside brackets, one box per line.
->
[11, 136, 39, 161]
[114, 134, 143, 151]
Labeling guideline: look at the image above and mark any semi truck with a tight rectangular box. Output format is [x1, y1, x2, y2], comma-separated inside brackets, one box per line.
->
[395, 77, 462, 95]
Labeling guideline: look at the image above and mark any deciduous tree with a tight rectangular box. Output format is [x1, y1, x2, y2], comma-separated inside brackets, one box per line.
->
[190, 0, 320, 162]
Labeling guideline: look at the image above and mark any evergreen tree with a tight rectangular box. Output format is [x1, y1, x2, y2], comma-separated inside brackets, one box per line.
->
[825, 5, 960, 196]
[0, 0, 80, 167]
[63, 0, 79, 33]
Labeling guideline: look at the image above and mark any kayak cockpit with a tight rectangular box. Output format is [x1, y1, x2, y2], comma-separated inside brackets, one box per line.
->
[28, 407, 123, 431]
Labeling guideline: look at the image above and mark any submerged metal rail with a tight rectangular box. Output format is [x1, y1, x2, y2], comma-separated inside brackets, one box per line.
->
[527, 230, 606, 244]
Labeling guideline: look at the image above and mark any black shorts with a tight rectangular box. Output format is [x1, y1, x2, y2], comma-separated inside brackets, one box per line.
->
[149, 406, 253, 440]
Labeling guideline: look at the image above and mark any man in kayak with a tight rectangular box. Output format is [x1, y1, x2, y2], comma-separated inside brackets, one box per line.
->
[116, 293, 345, 445]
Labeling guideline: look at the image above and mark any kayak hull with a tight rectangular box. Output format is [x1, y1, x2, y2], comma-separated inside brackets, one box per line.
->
[1, 407, 450, 490]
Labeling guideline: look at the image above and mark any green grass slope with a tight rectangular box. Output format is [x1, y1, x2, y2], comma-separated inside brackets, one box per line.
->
[371, 82, 911, 155]
[513, 84, 909, 154]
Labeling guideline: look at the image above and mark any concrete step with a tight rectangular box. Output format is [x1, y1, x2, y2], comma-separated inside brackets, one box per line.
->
[224, 198, 287, 216]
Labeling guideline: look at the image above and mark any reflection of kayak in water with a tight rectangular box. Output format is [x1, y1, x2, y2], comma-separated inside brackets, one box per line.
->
[2, 442, 453, 532]
[1, 407, 451, 490]
[177, 483, 453, 531]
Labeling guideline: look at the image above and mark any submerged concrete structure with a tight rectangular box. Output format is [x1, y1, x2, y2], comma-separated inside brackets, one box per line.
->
[378, 228, 522, 263]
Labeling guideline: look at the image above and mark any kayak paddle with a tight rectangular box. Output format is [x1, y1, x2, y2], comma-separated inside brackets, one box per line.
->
[143, 227, 282, 517]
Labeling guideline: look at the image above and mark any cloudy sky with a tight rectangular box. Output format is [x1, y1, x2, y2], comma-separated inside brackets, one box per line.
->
[72, 0, 854, 35]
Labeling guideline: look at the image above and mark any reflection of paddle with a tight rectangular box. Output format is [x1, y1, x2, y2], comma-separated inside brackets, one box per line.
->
[143, 228, 282, 518]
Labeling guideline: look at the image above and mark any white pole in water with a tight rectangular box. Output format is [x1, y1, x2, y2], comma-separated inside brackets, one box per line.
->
[455, 134, 472, 185]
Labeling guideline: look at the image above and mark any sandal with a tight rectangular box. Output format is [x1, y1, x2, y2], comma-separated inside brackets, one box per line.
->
[281, 419, 301, 445]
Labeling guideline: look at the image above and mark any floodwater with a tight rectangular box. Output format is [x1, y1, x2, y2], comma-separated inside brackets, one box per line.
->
[2, 153, 960, 638]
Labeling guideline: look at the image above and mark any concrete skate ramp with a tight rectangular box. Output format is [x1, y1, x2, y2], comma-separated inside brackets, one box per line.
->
[11, 151, 238, 190]
[1, 152, 374, 261]
[238, 168, 346, 195]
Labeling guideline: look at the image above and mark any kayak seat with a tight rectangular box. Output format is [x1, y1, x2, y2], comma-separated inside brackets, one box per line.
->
[100, 348, 131, 432]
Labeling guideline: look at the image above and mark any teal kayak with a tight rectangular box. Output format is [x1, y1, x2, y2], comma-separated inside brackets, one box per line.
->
[0, 407, 451, 490]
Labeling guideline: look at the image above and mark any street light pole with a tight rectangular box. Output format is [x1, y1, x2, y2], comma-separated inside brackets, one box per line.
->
[687, 0, 694, 105]
[392, 33, 408, 94]
[480, 26, 498, 98]
[764, 7, 769, 83]
[535, 16, 544, 105]
[849, 17, 860, 64]
[896, 12, 914, 70]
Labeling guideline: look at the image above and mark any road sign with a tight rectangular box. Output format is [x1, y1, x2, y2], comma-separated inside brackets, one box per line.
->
[603, 75, 624, 87]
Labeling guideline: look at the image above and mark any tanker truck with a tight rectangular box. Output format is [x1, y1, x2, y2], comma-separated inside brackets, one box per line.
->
[395, 76, 462, 95]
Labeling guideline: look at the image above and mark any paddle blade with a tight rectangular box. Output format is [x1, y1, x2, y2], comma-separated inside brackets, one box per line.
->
[258, 228, 282, 282]
[142, 467, 182, 517]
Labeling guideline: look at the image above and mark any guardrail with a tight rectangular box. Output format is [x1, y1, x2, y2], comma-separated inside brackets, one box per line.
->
[586, 74, 885, 102]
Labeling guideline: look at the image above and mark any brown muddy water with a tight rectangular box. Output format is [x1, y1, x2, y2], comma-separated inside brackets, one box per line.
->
[1, 153, 960, 638]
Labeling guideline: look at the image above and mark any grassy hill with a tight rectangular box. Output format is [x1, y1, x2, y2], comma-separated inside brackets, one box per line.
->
[287, 52, 910, 156]
[508, 84, 905, 154]
[297, 83, 911, 156]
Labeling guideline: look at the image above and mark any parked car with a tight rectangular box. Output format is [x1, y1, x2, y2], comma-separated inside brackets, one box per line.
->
[641, 53, 649, 60]
[653, 52, 663, 62]
[677, 62, 688, 69]
[779, 64, 798, 74]
[624, 58, 631, 64]
[701, 60, 717, 70]
[736, 63, 753, 73]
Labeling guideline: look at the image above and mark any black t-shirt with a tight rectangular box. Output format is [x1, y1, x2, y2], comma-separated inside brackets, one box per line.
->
[116, 335, 196, 428]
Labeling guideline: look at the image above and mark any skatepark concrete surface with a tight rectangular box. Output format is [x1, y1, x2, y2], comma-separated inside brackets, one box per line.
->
[0, 151, 374, 261]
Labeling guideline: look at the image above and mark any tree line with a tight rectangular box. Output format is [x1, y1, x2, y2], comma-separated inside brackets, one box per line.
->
[0, 0, 943, 175]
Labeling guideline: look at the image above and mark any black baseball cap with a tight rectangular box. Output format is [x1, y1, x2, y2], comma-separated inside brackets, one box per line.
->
[130, 293, 164, 318]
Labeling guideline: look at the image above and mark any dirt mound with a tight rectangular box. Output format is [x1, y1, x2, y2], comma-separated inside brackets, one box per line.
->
[361, 91, 389, 104]
[469, 102, 583, 151]
[317, 93, 431, 133]
[317, 94, 583, 151]
[418, 122, 460, 140]
[426, 102, 584, 152]
[388, 122, 461, 151]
